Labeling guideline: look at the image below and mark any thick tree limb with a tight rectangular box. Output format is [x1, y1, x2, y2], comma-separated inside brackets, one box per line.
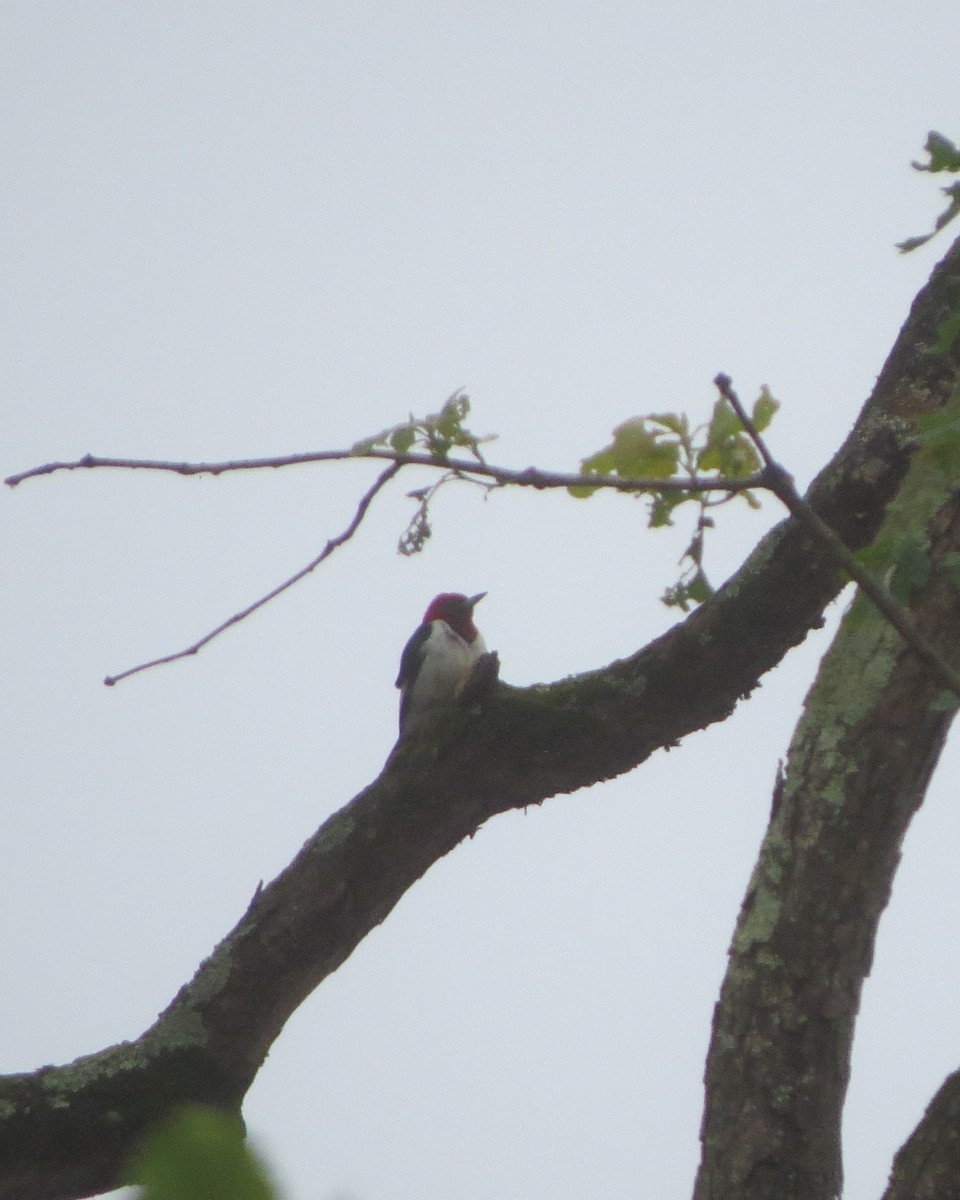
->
[692, 239, 960, 1200]
[695, 494, 960, 1200]
[885, 1068, 960, 1198]
[2, 236, 958, 1200]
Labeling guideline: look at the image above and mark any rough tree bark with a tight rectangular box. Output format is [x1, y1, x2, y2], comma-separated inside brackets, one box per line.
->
[1, 236, 959, 1200]
[696, 410, 960, 1198]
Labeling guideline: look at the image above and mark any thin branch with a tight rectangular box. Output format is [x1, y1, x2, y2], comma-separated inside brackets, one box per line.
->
[715, 372, 960, 698]
[5, 448, 767, 496]
[103, 462, 402, 686]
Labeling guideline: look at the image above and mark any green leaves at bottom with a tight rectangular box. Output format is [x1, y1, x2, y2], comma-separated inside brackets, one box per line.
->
[128, 1106, 276, 1200]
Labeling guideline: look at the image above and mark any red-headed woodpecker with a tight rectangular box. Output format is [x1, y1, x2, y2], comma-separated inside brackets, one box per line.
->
[396, 592, 487, 734]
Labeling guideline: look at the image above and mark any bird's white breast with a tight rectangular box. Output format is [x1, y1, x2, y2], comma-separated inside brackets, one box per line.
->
[412, 621, 486, 703]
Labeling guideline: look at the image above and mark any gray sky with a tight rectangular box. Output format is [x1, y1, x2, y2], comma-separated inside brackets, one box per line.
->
[3, 4, 958, 1199]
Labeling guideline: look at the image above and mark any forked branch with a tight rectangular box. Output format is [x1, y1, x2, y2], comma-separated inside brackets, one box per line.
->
[103, 462, 401, 686]
[715, 373, 960, 699]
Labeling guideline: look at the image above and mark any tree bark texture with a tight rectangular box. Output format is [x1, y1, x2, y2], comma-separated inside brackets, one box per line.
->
[693, 238, 960, 1200]
[1, 236, 959, 1200]
[695, 493, 960, 1200]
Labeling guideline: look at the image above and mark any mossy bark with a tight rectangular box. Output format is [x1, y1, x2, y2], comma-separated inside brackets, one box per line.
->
[695, 238, 960, 1200]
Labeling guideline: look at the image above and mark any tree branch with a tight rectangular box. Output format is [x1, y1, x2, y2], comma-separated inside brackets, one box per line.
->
[5, 234, 959, 1200]
[102, 462, 401, 685]
[715, 372, 960, 699]
[694, 236, 960, 1200]
[884, 1068, 960, 1198]
[4, 447, 769, 495]
[6, 430, 772, 686]
[695, 493, 960, 1200]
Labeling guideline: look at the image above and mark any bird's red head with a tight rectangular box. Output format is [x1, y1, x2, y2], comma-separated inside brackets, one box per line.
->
[423, 592, 486, 642]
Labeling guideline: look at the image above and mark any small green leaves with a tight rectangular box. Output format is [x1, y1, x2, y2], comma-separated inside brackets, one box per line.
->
[913, 131, 960, 174]
[897, 132, 960, 253]
[662, 567, 715, 612]
[575, 389, 779, 610]
[351, 392, 493, 556]
[580, 418, 680, 480]
[698, 398, 763, 477]
[128, 1106, 276, 1200]
[752, 386, 780, 432]
[352, 392, 490, 463]
[390, 425, 417, 453]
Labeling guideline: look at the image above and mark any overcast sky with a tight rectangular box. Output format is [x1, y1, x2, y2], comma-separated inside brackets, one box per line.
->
[3, 5, 959, 1199]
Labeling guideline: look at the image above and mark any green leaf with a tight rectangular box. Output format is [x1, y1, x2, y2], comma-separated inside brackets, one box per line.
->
[608, 418, 679, 478]
[129, 1106, 275, 1200]
[425, 431, 453, 460]
[896, 234, 933, 254]
[913, 131, 960, 174]
[390, 424, 417, 453]
[648, 490, 691, 527]
[579, 446, 618, 477]
[660, 581, 692, 611]
[685, 569, 715, 604]
[698, 435, 760, 478]
[579, 418, 680, 480]
[742, 488, 761, 510]
[696, 444, 722, 472]
[646, 412, 689, 438]
[660, 569, 714, 611]
[567, 483, 600, 499]
[751, 386, 780, 432]
[707, 398, 744, 441]
[725, 439, 762, 477]
[900, 135, 960, 252]
[430, 393, 470, 441]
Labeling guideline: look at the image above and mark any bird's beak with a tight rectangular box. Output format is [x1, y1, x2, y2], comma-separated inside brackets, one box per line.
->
[468, 592, 487, 608]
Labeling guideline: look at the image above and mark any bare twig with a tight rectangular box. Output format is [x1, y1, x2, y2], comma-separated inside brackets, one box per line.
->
[31, 383, 944, 690]
[5, 448, 766, 496]
[714, 373, 960, 698]
[103, 462, 402, 686]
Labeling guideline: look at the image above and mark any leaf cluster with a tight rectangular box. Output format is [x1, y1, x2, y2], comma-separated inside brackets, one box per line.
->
[352, 391, 489, 462]
[573, 388, 779, 609]
[897, 131, 960, 254]
[352, 392, 494, 557]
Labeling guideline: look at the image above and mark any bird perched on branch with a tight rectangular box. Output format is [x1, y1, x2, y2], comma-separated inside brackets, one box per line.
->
[396, 592, 487, 734]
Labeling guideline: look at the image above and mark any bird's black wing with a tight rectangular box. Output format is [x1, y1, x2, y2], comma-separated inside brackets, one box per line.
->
[396, 622, 430, 690]
[396, 622, 432, 731]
